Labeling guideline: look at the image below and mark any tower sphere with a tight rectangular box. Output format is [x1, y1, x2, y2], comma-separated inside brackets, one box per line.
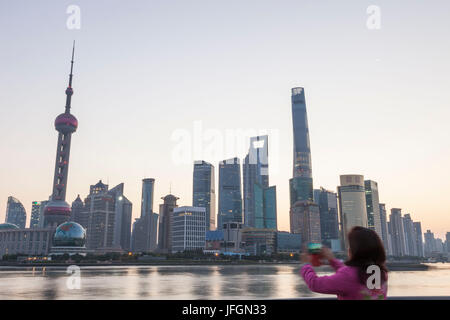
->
[55, 113, 78, 133]
[53, 221, 86, 247]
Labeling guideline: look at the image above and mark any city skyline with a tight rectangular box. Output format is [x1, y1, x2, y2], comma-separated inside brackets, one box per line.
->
[1, 1, 450, 238]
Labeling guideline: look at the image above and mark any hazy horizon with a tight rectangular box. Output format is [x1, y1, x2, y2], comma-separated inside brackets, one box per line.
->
[1, 1, 449, 238]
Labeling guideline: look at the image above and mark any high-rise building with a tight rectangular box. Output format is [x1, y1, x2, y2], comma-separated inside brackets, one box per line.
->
[402, 214, 417, 256]
[338, 175, 368, 248]
[85, 181, 132, 251]
[378, 203, 390, 254]
[109, 183, 133, 251]
[424, 230, 436, 257]
[131, 178, 159, 253]
[37, 200, 49, 228]
[193, 161, 216, 230]
[30, 201, 42, 228]
[140, 178, 155, 219]
[389, 208, 407, 257]
[314, 188, 339, 248]
[288, 88, 319, 245]
[218, 158, 243, 229]
[446, 232, 450, 254]
[290, 201, 321, 244]
[254, 184, 277, 230]
[289, 87, 313, 205]
[364, 180, 382, 236]
[70, 195, 87, 228]
[5, 196, 26, 229]
[413, 222, 424, 257]
[243, 135, 269, 228]
[171, 206, 206, 253]
[43, 43, 79, 228]
[158, 194, 179, 253]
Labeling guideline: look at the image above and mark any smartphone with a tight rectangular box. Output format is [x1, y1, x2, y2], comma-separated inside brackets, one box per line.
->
[307, 243, 322, 255]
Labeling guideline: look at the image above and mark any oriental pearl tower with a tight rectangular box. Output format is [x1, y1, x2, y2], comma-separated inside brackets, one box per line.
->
[43, 42, 79, 228]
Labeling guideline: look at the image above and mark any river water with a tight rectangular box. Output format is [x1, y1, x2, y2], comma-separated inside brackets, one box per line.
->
[0, 264, 448, 299]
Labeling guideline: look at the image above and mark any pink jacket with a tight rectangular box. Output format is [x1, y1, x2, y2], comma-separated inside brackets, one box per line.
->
[300, 259, 388, 300]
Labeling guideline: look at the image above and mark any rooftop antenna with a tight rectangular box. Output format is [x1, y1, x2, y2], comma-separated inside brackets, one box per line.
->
[69, 40, 75, 88]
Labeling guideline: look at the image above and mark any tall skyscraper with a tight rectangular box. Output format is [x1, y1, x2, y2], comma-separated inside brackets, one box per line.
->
[445, 232, 450, 254]
[389, 208, 407, 257]
[43, 43, 78, 228]
[140, 178, 155, 218]
[413, 222, 424, 257]
[314, 188, 339, 248]
[109, 183, 133, 251]
[158, 194, 179, 253]
[364, 180, 382, 236]
[5, 196, 26, 229]
[70, 195, 87, 228]
[378, 203, 390, 254]
[289, 88, 313, 205]
[424, 230, 436, 257]
[403, 214, 417, 256]
[288, 88, 318, 245]
[131, 178, 159, 252]
[243, 135, 269, 228]
[338, 175, 368, 248]
[218, 158, 243, 229]
[30, 201, 42, 228]
[193, 161, 216, 230]
[254, 184, 277, 230]
[85, 181, 132, 251]
[171, 206, 206, 253]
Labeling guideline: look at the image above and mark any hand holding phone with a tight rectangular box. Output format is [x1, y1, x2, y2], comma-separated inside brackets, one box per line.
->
[307, 243, 322, 266]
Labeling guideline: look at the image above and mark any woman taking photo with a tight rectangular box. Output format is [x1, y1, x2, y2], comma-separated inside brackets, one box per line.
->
[300, 226, 388, 300]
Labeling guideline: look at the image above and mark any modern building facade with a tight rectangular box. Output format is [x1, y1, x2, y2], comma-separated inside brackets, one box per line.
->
[379, 203, 390, 255]
[290, 201, 321, 244]
[30, 201, 42, 228]
[218, 158, 243, 228]
[314, 188, 339, 248]
[254, 184, 277, 230]
[243, 135, 270, 228]
[70, 195, 87, 228]
[5, 196, 26, 229]
[276, 232, 302, 253]
[424, 230, 436, 257]
[158, 194, 179, 253]
[193, 161, 216, 231]
[171, 206, 206, 253]
[413, 222, 424, 257]
[338, 175, 368, 248]
[84, 181, 132, 252]
[131, 178, 159, 253]
[403, 214, 417, 256]
[0, 224, 54, 257]
[364, 180, 382, 236]
[389, 208, 407, 257]
[43, 44, 78, 228]
[241, 228, 276, 255]
[289, 87, 313, 205]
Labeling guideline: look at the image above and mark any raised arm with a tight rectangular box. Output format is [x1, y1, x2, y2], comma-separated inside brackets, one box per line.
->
[300, 264, 349, 295]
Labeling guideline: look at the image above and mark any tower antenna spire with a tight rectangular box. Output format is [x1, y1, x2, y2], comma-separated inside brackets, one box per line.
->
[69, 40, 75, 88]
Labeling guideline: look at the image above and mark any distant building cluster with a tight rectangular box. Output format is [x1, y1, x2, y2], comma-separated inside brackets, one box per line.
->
[0, 49, 447, 260]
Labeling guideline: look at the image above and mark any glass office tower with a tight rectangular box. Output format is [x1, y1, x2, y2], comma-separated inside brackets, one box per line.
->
[193, 161, 216, 231]
[218, 158, 243, 229]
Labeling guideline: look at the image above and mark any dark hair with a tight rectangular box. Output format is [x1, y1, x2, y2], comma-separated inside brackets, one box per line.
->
[345, 226, 388, 284]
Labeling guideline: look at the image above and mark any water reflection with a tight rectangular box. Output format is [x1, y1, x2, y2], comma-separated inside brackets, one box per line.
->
[0, 264, 448, 299]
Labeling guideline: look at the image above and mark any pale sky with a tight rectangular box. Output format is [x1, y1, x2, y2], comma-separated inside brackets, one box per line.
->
[1, 0, 449, 238]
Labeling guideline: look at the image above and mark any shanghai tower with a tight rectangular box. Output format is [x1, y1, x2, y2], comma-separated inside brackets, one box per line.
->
[289, 87, 321, 243]
[290, 87, 313, 204]
[43, 43, 79, 228]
